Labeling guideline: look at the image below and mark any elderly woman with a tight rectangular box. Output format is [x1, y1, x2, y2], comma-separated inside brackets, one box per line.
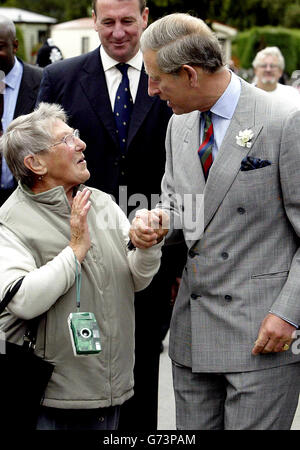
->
[0, 102, 167, 430]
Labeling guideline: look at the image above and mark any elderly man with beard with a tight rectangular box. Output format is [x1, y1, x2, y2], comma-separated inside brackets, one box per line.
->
[252, 46, 300, 107]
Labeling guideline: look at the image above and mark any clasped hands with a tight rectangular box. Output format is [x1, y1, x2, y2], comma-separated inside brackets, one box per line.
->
[129, 208, 169, 249]
[71, 196, 296, 356]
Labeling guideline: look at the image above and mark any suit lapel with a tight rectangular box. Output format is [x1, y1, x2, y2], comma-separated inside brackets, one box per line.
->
[127, 66, 155, 148]
[203, 79, 263, 230]
[78, 48, 119, 148]
[14, 63, 38, 118]
[181, 110, 206, 195]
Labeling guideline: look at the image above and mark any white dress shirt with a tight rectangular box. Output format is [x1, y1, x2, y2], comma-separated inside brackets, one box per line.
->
[100, 46, 143, 109]
[200, 70, 241, 160]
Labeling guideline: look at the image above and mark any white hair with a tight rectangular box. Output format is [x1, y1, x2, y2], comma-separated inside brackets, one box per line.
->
[140, 13, 224, 74]
[252, 46, 285, 70]
[0, 103, 67, 187]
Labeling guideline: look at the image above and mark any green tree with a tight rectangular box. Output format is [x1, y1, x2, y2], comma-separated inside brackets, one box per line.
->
[3, 0, 66, 21]
[2, 0, 300, 30]
[63, 0, 92, 21]
[284, 3, 300, 28]
[2, 0, 92, 22]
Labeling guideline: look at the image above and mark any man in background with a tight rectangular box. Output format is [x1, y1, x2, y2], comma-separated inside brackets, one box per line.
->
[37, 0, 186, 430]
[36, 37, 63, 68]
[252, 46, 300, 106]
[0, 15, 42, 205]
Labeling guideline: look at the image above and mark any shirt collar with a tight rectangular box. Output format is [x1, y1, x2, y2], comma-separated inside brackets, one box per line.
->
[210, 70, 241, 120]
[4, 57, 23, 90]
[100, 46, 143, 72]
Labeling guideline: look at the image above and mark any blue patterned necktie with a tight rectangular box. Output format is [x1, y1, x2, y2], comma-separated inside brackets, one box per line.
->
[114, 63, 133, 152]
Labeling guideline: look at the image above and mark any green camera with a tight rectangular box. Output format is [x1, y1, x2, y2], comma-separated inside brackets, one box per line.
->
[68, 312, 101, 356]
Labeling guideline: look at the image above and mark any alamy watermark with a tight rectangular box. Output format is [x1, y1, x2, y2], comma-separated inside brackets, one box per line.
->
[291, 330, 300, 355]
[94, 187, 205, 241]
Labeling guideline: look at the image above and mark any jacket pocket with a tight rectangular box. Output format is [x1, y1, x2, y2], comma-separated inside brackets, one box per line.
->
[251, 270, 289, 279]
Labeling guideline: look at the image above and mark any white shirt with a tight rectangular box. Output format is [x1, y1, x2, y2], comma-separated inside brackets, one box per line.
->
[265, 83, 300, 108]
[253, 82, 300, 109]
[100, 46, 143, 109]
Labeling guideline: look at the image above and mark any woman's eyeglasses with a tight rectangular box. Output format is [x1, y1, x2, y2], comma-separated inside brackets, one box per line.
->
[51, 129, 80, 149]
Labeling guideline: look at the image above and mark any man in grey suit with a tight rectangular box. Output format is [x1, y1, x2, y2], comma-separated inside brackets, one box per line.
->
[0, 15, 42, 205]
[130, 13, 300, 429]
[37, 0, 187, 430]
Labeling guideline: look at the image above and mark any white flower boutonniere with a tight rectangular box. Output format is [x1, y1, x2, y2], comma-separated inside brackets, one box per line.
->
[236, 129, 254, 148]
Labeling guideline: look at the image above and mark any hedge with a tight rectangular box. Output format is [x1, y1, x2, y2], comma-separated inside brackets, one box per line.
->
[232, 26, 300, 75]
[15, 25, 26, 62]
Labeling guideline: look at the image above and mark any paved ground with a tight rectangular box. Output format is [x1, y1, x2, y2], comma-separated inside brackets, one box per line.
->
[157, 332, 300, 430]
[157, 333, 176, 430]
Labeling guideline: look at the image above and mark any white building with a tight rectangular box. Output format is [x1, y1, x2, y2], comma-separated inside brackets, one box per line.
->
[211, 21, 238, 64]
[0, 7, 57, 63]
[51, 18, 99, 59]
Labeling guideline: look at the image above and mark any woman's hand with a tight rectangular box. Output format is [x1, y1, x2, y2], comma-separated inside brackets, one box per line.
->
[129, 208, 169, 249]
[69, 187, 92, 263]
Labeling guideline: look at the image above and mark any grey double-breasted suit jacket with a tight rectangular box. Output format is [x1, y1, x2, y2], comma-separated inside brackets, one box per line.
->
[162, 77, 300, 372]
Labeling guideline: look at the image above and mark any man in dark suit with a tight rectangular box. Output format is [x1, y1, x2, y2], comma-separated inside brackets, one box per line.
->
[0, 15, 43, 205]
[37, 0, 186, 430]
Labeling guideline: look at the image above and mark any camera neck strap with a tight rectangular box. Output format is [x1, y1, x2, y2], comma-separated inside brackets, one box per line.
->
[74, 256, 82, 312]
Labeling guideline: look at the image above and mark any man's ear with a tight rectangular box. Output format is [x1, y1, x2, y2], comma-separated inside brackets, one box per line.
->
[142, 7, 149, 30]
[182, 64, 198, 87]
[23, 154, 47, 176]
[13, 39, 19, 55]
[92, 10, 98, 31]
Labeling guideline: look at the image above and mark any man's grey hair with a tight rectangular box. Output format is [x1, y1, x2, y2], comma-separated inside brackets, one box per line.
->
[252, 46, 285, 70]
[0, 15, 16, 40]
[140, 13, 224, 74]
[0, 103, 67, 187]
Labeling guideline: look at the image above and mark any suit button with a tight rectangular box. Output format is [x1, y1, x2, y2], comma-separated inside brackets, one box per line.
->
[221, 252, 229, 260]
[237, 207, 246, 214]
[224, 295, 232, 302]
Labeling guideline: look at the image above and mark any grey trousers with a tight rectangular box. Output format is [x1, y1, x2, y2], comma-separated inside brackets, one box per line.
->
[172, 361, 300, 430]
[36, 405, 120, 430]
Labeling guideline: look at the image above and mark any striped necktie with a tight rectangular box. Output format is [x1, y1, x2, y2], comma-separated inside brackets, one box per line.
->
[114, 63, 133, 152]
[198, 111, 214, 180]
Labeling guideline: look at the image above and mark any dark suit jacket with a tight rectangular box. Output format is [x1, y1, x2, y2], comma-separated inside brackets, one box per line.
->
[0, 60, 42, 203]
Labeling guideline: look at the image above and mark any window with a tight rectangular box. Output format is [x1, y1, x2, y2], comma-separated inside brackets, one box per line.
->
[81, 36, 89, 54]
